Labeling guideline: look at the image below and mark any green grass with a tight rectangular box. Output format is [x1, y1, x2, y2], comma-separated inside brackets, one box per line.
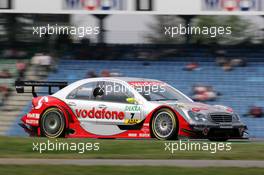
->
[0, 136, 263, 160]
[0, 165, 264, 175]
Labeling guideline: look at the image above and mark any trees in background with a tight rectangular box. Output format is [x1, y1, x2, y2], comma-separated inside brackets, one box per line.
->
[145, 15, 185, 44]
[0, 14, 70, 51]
[146, 15, 263, 45]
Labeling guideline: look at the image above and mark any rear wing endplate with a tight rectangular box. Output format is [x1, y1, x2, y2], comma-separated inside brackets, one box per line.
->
[15, 81, 68, 97]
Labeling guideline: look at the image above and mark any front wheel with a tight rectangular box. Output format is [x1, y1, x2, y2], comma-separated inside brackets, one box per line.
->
[151, 108, 178, 140]
[40, 108, 65, 138]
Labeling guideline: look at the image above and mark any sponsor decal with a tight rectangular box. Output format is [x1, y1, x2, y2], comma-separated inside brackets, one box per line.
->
[75, 108, 125, 120]
[35, 96, 48, 110]
[214, 105, 233, 112]
[202, 0, 262, 11]
[139, 133, 150, 137]
[124, 118, 141, 124]
[128, 133, 137, 137]
[226, 107, 233, 112]
[239, 0, 255, 10]
[176, 104, 185, 108]
[222, 0, 240, 11]
[26, 119, 39, 125]
[64, 0, 154, 11]
[191, 107, 208, 112]
[129, 81, 164, 87]
[82, 0, 99, 10]
[220, 124, 233, 128]
[64, 0, 127, 10]
[27, 113, 40, 119]
[125, 105, 141, 112]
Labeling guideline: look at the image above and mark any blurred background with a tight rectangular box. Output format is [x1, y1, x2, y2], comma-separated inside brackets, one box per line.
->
[0, 13, 263, 138]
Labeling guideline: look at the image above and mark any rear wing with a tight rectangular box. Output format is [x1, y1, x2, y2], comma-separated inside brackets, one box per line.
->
[15, 81, 68, 97]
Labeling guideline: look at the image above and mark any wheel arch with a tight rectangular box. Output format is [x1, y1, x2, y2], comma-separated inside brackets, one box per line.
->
[148, 105, 180, 138]
[40, 105, 70, 129]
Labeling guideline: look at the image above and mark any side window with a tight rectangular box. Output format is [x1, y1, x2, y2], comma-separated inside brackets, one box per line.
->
[94, 81, 134, 103]
[67, 82, 96, 100]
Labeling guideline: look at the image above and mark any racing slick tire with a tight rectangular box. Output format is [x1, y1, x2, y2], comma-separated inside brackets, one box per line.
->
[151, 108, 178, 140]
[40, 107, 66, 138]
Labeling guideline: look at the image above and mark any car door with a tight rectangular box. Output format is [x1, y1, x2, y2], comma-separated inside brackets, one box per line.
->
[92, 80, 143, 125]
[65, 81, 98, 124]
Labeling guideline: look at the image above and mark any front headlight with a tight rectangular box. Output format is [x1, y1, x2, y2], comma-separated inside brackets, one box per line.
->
[232, 113, 240, 121]
[188, 111, 207, 122]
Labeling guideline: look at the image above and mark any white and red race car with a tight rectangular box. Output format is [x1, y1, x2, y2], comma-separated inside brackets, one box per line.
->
[16, 77, 247, 141]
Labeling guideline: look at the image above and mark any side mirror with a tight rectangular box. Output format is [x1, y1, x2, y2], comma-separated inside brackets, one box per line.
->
[126, 98, 137, 104]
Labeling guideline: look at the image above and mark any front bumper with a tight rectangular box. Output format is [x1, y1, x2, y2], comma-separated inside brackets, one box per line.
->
[19, 113, 40, 136]
[19, 123, 38, 136]
[185, 123, 247, 139]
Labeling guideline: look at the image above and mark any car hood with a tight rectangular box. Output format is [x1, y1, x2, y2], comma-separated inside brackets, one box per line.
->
[149, 100, 233, 115]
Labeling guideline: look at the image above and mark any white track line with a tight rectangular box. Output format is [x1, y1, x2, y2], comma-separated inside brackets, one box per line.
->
[0, 159, 264, 167]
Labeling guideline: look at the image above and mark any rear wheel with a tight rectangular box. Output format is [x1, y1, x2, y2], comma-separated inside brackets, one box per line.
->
[40, 108, 65, 138]
[151, 108, 178, 140]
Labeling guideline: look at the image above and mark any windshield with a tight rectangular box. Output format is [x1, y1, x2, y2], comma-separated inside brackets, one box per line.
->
[129, 81, 192, 102]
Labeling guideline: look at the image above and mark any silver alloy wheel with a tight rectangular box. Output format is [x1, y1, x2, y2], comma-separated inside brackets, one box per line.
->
[153, 111, 174, 138]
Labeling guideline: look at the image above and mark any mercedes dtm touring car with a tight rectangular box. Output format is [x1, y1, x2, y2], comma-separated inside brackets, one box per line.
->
[15, 77, 247, 141]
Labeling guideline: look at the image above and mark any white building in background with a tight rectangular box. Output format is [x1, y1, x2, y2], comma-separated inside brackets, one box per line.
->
[71, 14, 264, 44]
[71, 14, 154, 43]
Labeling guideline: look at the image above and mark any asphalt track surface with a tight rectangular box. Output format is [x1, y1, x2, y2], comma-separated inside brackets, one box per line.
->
[0, 159, 264, 167]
